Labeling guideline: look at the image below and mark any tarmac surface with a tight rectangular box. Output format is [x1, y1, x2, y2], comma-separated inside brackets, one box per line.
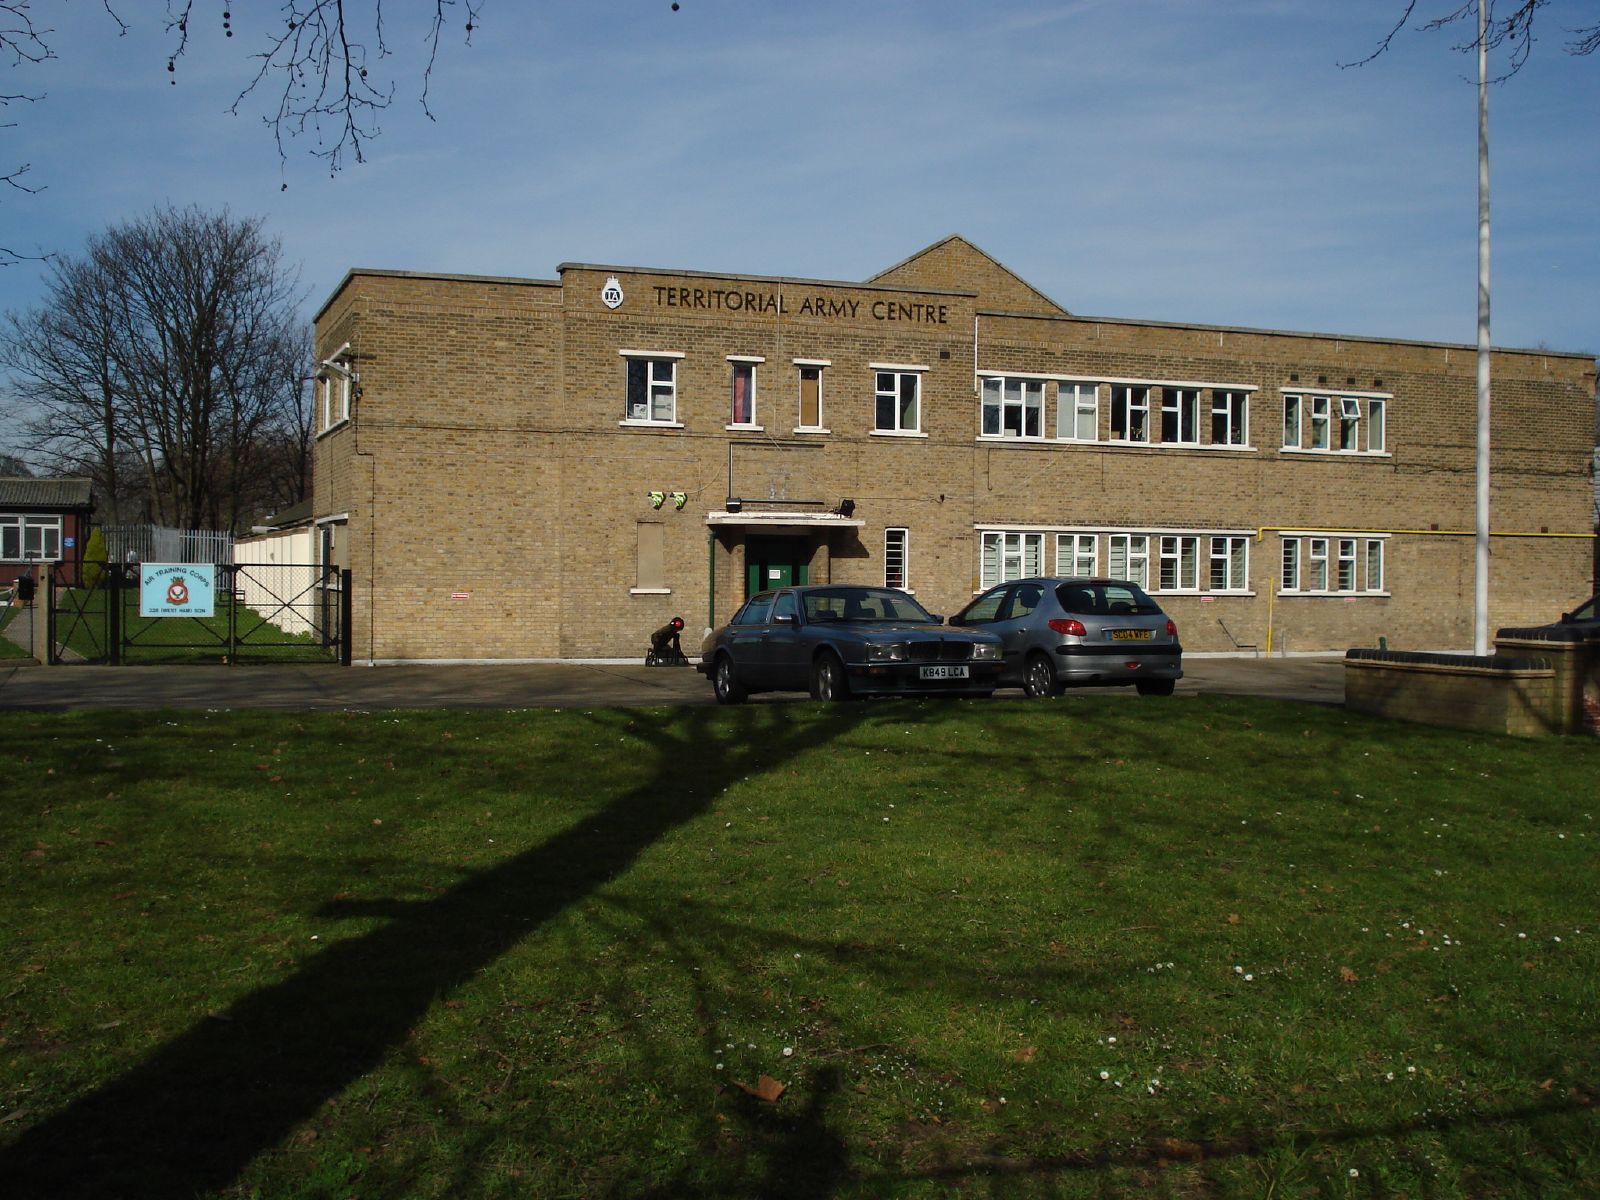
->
[0, 652, 1345, 711]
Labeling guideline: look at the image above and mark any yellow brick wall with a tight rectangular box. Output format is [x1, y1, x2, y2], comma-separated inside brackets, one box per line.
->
[312, 261, 1596, 661]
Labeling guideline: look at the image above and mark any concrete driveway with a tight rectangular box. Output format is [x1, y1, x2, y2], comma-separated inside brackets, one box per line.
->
[0, 656, 1343, 711]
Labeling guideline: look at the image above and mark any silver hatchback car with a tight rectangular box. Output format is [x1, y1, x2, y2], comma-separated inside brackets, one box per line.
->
[950, 577, 1183, 697]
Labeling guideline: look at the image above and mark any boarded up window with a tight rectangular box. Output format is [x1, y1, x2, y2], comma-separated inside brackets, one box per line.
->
[636, 522, 665, 590]
[799, 367, 822, 428]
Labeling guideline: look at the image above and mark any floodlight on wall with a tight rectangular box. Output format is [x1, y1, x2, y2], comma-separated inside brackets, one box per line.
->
[649, 491, 666, 509]
[836, 498, 856, 517]
[725, 497, 743, 513]
[671, 492, 687, 510]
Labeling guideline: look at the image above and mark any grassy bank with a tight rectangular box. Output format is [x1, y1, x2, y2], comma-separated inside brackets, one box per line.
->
[1, 698, 1595, 1197]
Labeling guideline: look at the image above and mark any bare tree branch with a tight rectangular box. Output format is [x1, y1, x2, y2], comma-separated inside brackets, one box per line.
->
[166, 0, 484, 179]
[1347, 1, 1600, 75]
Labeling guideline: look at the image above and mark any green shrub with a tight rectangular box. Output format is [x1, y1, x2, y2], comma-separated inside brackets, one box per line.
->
[81, 527, 108, 588]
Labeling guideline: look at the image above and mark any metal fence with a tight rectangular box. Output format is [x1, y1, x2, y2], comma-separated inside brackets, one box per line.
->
[100, 524, 235, 566]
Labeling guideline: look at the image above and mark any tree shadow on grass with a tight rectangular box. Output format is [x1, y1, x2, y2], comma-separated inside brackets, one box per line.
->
[0, 703, 886, 1199]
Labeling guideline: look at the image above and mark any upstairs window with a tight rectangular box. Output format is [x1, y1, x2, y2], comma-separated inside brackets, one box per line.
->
[622, 353, 680, 423]
[1211, 390, 1248, 446]
[728, 358, 760, 427]
[1160, 388, 1200, 445]
[1110, 386, 1150, 443]
[1338, 397, 1361, 451]
[1368, 398, 1387, 452]
[875, 369, 921, 433]
[1282, 394, 1302, 449]
[796, 363, 825, 430]
[1060, 383, 1099, 441]
[1309, 396, 1330, 450]
[980, 376, 1044, 438]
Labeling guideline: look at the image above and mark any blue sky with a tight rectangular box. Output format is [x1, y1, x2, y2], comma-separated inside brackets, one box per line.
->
[2, 0, 1598, 355]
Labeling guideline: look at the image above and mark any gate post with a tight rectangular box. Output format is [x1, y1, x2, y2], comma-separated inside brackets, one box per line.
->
[37, 565, 54, 665]
[108, 563, 122, 666]
[339, 569, 353, 666]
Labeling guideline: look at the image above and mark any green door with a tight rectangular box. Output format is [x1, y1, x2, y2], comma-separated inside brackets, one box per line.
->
[745, 537, 809, 597]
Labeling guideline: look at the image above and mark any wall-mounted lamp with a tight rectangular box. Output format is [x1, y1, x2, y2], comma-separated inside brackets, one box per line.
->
[649, 491, 666, 509]
[725, 497, 743, 513]
[836, 498, 856, 517]
[671, 491, 687, 510]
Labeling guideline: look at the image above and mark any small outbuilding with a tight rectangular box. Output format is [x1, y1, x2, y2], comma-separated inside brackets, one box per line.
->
[1, 477, 94, 591]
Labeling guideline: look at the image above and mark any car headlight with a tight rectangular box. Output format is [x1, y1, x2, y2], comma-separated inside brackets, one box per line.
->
[866, 641, 909, 662]
[970, 642, 1001, 661]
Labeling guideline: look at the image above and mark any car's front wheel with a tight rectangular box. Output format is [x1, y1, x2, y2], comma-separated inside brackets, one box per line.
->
[1023, 652, 1062, 698]
[1136, 679, 1176, 697]
[713, 655, 748, 704]
[811, 651, 851, 702]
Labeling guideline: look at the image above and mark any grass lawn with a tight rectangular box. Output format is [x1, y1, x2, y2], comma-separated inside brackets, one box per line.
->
[0, 698, 1595, 1198]
[0, 606, 31, 659]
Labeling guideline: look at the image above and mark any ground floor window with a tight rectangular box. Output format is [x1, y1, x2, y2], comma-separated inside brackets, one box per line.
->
[884, 528, 908, 590]
[980, 531, 1043, 589]
[1279, 534, 1385, 594]
[1, 516, 62, 561]
[980, 528, 1251, 595]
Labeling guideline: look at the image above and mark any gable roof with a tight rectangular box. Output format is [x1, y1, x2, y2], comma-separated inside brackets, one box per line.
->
[867, 235, 1068, 317]
[0, 477, 94, 510]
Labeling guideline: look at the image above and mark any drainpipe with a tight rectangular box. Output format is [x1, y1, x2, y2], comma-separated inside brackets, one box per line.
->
[706, 528, 716, 636]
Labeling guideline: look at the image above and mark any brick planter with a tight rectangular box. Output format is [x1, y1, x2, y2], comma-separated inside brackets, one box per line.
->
[1344, 649, 1559, 737]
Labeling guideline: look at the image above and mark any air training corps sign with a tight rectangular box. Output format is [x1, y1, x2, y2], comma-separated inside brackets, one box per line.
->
[140, 563, 217, 618]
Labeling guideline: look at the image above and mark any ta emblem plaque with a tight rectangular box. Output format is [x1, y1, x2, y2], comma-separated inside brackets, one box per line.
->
[601, 276, 625, 309]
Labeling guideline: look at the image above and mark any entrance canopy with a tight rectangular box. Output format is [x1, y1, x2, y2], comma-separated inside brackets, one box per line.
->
[705, 510, 864, 531]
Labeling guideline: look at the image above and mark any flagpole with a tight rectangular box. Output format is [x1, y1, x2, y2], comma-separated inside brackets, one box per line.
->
[1474, 0, 1492, 656]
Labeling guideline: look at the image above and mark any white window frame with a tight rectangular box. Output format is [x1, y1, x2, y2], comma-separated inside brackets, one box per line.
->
[1208, 535, 1249, 592]
[727, 355, 763, 430]
[980, 375, 1045, 439]
[1058, 382, 1099, 441]
[1307, 537, 1330, 591]
[1110, 385, 1150, 444]
[1281, 391, 1392, 457]
[1278, 533, 1390, 595]
[1211, 390, 1248, 447]
[1367, 398, 1386, 452]
[1, 515, 63, 562]
[1159, 388, 1200, 445]
[1157, 535, 1199, 592]
[1336, 537, 1359, 590]
[620, 350, 685, 426]
[885, 527, 909, 591]
[794, 359, 829, 432]
[872, 366, 923, 435]
[1338, 397, 1362, 452]
[1055, 533, 1097, 577]
[1309, 396, 1330, 450]
[1107, 534, 1150, 589]
[979, 531, 1043, 589]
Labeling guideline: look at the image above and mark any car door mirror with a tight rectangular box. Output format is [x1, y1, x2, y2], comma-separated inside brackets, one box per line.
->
[773, 612, 796, 625]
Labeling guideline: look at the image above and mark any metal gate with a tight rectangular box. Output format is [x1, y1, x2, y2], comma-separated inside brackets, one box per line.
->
[48, 561, 352, 665]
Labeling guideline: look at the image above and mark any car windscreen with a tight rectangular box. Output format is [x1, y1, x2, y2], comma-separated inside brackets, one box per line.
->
[803, 588, 935, 623]
[1054, 583, 1163, 616]
[1570, 595, 1597, 621]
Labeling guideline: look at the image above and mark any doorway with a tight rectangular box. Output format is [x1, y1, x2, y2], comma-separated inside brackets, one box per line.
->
[745, 536, 810, 596]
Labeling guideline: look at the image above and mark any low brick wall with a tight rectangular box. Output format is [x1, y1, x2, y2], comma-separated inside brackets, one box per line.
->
[1344, 649, 1559, 738]
[1494, 625, 1600, 736]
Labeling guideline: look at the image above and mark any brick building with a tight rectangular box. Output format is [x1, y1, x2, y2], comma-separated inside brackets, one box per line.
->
[310, 237, 1596, 663]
